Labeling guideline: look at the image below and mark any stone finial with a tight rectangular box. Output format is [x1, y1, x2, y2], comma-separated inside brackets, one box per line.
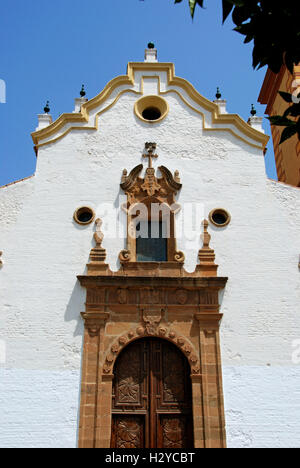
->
[44, 101, 50, 114]
[94, 218, 104, 247]
[36, 101, 53, 130]
[197, 220, 218, 277]
[143, 142, 158, 168]
[88, 218, 109, 274]
[248, 104, 264, 133]
[250, 104, 257, 116]
[145, 43, 158, 63]
[202, 220, 211, 249]
[213, 89, 227, 114]
[80, 85, 86, 98]
[74, 85, 88, 113]
[174, 170, 181, 184]
[216, 87, 222, 100]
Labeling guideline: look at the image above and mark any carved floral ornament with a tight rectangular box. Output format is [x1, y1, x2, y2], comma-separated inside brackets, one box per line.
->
[103, 326, 200, 376]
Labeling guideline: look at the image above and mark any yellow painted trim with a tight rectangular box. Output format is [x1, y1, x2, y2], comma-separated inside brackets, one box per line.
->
[32, 61, 269, 150]
[161, 89, 265, 150]
[33, 89, 141, 149]
[31, 74, 135, 146]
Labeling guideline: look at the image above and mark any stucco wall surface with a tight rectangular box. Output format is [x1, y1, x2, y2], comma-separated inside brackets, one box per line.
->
[0, 68, 300, 448]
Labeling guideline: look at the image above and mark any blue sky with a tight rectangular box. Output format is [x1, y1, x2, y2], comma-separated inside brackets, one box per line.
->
[0, 0, 277, 186]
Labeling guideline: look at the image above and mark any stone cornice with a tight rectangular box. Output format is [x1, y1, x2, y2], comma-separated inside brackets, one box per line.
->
[78, 274, 228, 290]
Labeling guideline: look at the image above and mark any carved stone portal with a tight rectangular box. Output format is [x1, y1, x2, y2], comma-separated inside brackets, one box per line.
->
[78, 144, 228, 449]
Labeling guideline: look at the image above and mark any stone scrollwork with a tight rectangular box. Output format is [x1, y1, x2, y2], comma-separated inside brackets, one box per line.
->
[174, 251, 185, 263]
[103, 326, 200, 376]
[119, 249, 132, 263]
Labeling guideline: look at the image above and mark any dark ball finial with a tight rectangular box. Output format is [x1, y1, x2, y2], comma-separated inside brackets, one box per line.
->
[44, 101, 50, 114]
[148, 42, 155, 49]
[251, 104, 257, 116]
[80, 85, 86, 98]
[216, 87, 222, 100]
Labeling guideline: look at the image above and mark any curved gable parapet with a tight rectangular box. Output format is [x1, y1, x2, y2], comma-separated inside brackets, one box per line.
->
[31, 62, 269, 151]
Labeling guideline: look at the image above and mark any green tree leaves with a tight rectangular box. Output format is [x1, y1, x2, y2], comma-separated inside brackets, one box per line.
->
[268, 92, 300, 144]
[174, 1, 300, 75]
[174, 0, 300, 144]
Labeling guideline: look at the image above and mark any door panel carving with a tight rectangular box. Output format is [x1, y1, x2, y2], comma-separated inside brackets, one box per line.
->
[162, 346, 185, 403]
[111, 416, 144, 449]
[160, 416, 192, 449]
[111, 338, 194, 448]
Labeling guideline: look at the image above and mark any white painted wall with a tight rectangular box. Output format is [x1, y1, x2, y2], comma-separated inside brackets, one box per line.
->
[0, 65, 299, 448]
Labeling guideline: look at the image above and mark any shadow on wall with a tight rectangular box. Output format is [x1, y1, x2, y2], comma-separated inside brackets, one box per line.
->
[64, 280, 87, 445]
[64, 281, 85, 338]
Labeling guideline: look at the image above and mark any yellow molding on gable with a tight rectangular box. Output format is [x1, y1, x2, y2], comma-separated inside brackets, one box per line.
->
[33, 88, 141, 149]
[31, 74, 135, 146]
[162, 89, 266, 150]
[31, 61, 269, 151]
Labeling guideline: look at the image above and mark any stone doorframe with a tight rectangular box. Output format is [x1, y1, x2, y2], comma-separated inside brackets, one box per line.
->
[77, 273, 227, 449]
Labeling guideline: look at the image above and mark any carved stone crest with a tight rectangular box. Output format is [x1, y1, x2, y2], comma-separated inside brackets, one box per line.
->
[142, 307, 162, 336]
[141, 168, 161, 196]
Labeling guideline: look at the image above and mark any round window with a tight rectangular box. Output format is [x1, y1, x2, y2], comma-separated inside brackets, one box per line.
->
[74, 207, 95, 225]
[134, 95, 169, 123]
[209, 208, 231, 227]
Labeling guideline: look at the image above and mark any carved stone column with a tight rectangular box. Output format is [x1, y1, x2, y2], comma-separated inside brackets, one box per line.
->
[78, 313, 109, 449]
[95, 374, 114, 448]
[195, 312, 226, 449]
[191, 373, 205, 448]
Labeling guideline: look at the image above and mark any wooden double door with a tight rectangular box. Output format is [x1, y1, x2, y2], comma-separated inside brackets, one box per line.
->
[111, 338, 194, 448]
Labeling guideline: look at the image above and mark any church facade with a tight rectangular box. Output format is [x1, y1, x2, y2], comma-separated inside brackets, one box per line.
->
[0, 47, 300, 448]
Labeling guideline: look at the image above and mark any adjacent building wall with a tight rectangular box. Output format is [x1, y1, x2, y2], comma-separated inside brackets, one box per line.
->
[259, 65, 300, 186]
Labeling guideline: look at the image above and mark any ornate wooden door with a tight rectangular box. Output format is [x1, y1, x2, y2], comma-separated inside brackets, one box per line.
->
[111, 338, 194, 448]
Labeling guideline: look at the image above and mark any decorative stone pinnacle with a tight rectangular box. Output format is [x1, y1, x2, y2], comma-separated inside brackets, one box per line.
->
[80, 85, 86, 98]
[44, 101, 50, 114]
[89, 218, 107, 266]
[143, 142, 158, 168]
[197, 220, 218, 277]
[251, 104, 257, 116]
[216, 87, 222, 100]
[144, 44, 158, 62]
[94, 218, 104, 246]
[202, 219, 211, 248]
